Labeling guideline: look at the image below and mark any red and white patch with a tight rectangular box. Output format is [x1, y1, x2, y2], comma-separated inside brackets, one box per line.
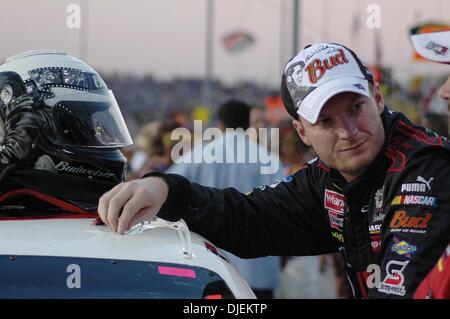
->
[378, 260, 409, 296]
[325, 189, 345, 232]
[370, 235, 382, 252]
[328, 209, 344, 231]
[324, 189, 345, 213]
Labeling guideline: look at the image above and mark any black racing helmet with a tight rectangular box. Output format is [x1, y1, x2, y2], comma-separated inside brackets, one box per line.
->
[0, 50, 133, 182]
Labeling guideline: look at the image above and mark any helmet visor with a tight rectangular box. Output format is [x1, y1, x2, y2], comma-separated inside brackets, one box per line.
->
[49, 90, 133, 148]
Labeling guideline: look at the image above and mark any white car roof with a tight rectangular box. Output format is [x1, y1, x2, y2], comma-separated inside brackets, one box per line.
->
[0, 217, 255, 299]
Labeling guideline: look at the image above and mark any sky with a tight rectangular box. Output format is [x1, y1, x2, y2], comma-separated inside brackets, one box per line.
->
[1, 0, 449, 87]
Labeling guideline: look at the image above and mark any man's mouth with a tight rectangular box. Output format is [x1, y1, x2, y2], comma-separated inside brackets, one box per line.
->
[341, 139, 367, 152]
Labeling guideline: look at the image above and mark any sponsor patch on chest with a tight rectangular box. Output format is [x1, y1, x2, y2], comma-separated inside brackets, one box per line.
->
[324, 189, 345, 232]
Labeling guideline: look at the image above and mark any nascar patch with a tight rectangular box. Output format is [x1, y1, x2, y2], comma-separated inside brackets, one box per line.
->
[391, 195, 437, 207]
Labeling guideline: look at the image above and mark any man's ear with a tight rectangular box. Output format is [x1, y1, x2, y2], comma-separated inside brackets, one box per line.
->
[292, 118, 312, 146]
[372, 82, 385, 114]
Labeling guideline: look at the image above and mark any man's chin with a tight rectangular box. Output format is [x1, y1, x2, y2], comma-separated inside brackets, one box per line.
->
[337, 156, 374, 178]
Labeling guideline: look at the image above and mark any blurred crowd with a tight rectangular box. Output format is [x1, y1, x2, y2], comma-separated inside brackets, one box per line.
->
[110, 72, 448, 299]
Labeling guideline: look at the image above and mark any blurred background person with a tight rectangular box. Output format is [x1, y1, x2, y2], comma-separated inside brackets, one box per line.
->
[248, 105, 269, 147]
[410, 28, 450, 299]
[138, 118, 187, 175]
[280, 129, 314, 175]
[126, 121, 161, 180]
[410, 28, 450, 137]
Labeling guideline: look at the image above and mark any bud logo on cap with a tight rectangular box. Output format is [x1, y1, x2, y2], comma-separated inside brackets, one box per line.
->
[306, 49, 349, 83]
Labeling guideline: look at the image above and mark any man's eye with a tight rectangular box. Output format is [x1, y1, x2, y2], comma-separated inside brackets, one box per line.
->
[318, 118, 332, 126]
[352, 103, 363, 111]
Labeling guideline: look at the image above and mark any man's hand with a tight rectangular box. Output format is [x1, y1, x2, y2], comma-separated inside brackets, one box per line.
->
[98, 176, 169, 234]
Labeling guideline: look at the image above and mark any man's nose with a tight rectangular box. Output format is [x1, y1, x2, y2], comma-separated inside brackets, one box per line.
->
[337, 117, 358, 139]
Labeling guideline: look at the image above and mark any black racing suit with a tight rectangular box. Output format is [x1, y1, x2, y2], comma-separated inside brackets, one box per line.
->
[148, 107, 450, 298]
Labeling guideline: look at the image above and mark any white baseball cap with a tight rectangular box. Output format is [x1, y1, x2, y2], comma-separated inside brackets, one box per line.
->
[410, 30, 450, 64]
[281, 43, 374, 123]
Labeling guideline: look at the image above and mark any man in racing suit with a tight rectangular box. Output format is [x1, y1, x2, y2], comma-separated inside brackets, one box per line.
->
[98, 43, 450, 298]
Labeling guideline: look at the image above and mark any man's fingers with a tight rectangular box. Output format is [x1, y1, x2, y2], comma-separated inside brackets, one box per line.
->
[120, 205, 161, 235]
[117, 188, 155, 234]
[105, 185, 136, 232]
[98, 176, 169, 234]
[98, 183, 124, 225]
